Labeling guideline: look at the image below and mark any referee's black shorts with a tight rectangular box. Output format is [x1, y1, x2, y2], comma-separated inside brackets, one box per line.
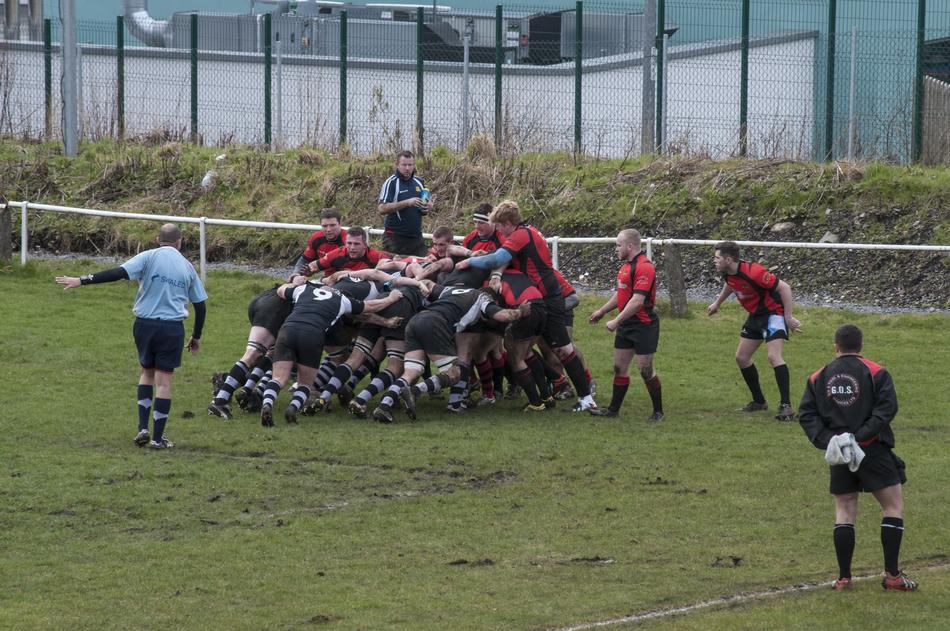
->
[133, 317, 184, 372]
[830, 442, 906, 494]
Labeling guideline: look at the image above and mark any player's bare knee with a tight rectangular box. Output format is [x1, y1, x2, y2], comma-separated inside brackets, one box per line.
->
[638, 365, 654, 381]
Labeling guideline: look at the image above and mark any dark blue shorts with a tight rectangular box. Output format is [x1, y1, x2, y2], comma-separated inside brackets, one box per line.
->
[133, 318, 185, 372]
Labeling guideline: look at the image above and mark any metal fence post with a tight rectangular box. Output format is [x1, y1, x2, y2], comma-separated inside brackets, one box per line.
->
[551, 237, 560, 270]
[340, 10, 348, 147]
[824, 0, 837, 161]
[574, 1, 583, 155]
[190, 13, 198, 144]
[739, 0, 749, 157]
[640, 0, 655, 155]
[43, 18, 52, 138]
[275, 34, 282, 149]
[847, 26, 857, 161]
[264, 13, 272, 148]
[461, 18, 472, 150]
[912, 0, 926, 163]
[416, 7, 424, 153]
[199, 217, 207, 282]
[494, 4, 502, 149]
[20, 201, 28, 267]
[654, 0, 665, 153]
[117, 16, 125, 140]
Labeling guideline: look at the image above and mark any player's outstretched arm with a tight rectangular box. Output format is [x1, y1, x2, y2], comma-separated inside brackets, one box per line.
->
[706, 284, 733, 315]
[55, 266, 129, 290]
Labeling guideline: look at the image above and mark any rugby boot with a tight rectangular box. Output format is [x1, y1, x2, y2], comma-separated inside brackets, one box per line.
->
[504, 384, 522, 400]
[207, 400, 233, 420]
[541, 396, 557, 410]
[737, 400, 768, 412]
[373, 405, 395, 424]
[475, 395, 497, 407]
[522, 402, 547, 413]
[774, 403, 797, 422]
[590, 408, 618, 417]
[147, 436, 175, 449]
[553, 382, 575, 400]
[260, 404, 274, 427]
[237, 388, 263, 413]
[445, 402, 466, 414]
[348, 399, 368, 419]
[399, 387, 417, 421]
[284, 407, 299, 425]
[882, 571, 918, 591]
[647, 411, 665, 423]
[566, 397, 598, 413]
[832, 577, 853, 591]
[337, 384, 355, 407]
[134, 429, 151, 447]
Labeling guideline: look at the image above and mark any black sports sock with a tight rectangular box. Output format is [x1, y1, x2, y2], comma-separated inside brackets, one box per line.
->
[609, 376, 630, 412]
[562, 351, 590, 397]
[525, 353, 551, 398]
[881, 517, 904, 576]
[288, 384, 310, 413]
[492, 354, 506, 393]
[152, 398, 171, 441]
[542, 360, 562, 383]
[773, 363, 791, 405]
[245, 356, 272, 390]
[324, 364, 354, 396]
[740, 364, 766, 403]
[380, 378, 408, 410]
[514, 368, 541, 405]
[216, 361, 249, 403]
[358, 370, 395, 404]
[449, 364, 471, 405]
[644, 374, 663, 413]
[137, 384, 153, 432]
[834, 523, 855, 579]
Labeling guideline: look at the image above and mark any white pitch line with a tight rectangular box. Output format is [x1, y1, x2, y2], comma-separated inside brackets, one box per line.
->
[552, 563, 949, 631]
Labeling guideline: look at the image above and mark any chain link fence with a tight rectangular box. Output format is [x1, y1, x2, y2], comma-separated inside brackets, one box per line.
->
[1, 1, 948, 163]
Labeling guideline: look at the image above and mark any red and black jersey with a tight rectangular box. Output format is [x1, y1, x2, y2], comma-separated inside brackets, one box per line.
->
[498, 270, 544, 307]
[302, 229, 347, 260]
[500, 223, 560, 298]
[462, 229, 503, 254]
[316, 246, 387, 273]
[798, 355, 898, 450]
[554, 269, 575, 298]
[724, 260, 783, 316]
[616, 252, 658, 325]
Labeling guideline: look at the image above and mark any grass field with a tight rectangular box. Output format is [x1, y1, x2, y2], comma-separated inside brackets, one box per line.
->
[2, 260, 948, 630]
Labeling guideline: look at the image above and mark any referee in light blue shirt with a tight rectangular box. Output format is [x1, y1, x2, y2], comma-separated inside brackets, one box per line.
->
[56, 223, 207, 450]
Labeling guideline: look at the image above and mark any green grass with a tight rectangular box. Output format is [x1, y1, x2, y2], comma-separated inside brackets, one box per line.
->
[1, 261, 948, 630]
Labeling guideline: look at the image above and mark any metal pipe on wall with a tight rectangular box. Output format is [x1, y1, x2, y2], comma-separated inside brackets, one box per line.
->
[29, 0, 43, 40]
[62, 0, 78, 156]
[4, 0, 18, 40]
[640, 0, 655, 156]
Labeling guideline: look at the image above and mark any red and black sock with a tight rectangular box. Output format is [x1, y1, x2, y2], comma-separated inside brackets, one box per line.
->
[562, 351, 590, 397]
[609, 376, 630, 412]
[644, 374, 663, 413]
[476, 360, 495, 398]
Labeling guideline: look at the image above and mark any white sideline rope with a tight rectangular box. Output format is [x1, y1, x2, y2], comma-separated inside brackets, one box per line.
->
[9, 201, 950, 282]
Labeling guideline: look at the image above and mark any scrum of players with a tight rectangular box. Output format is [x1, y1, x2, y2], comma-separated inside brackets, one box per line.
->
[207, 201, 606, 426]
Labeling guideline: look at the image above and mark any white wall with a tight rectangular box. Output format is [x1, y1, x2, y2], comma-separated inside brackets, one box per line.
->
[1, 35, 813, 158]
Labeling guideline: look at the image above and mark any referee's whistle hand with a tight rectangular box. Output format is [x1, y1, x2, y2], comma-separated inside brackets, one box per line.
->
[186, 337, 201, 353]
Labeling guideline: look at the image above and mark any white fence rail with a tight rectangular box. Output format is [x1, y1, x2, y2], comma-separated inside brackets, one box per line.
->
[7, 201, 950, 282]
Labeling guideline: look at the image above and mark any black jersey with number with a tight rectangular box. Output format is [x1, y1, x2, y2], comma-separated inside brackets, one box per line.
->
[442, 265, 492, 289]
[394, 284, 426, 313]
[425, 284, 503, 332]
[332, 276, 383, 302]
[282, 282, 365, 334]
